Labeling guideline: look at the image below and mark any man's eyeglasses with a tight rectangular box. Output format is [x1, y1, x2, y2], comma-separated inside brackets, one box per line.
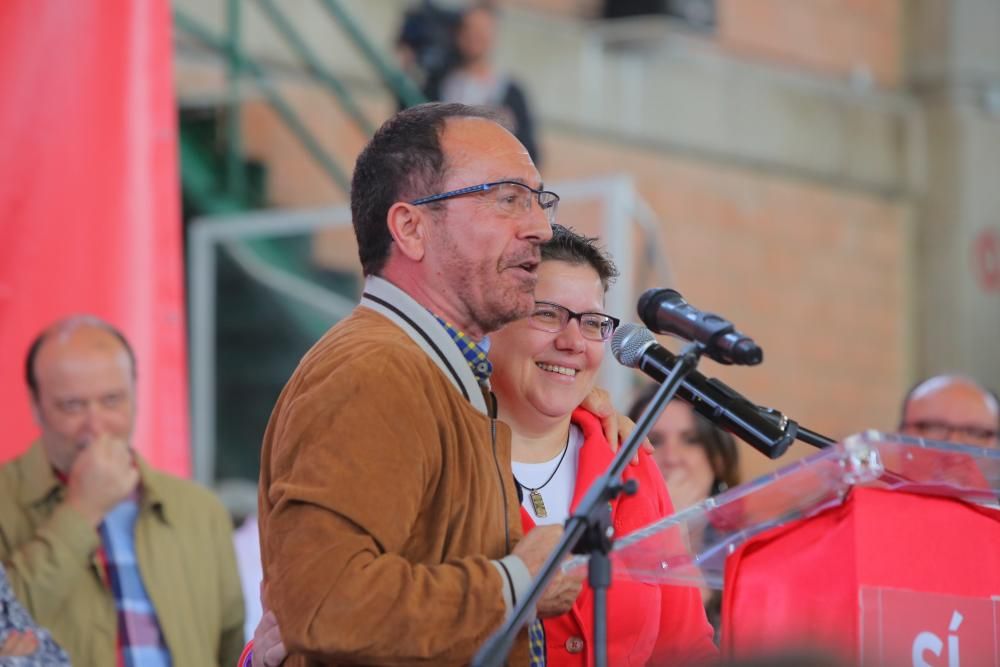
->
[900, 420, 999, 446]
[528, 301, 620, 342]
[410, 181, 560, 226]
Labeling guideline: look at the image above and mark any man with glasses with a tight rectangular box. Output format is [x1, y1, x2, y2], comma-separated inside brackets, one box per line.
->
[898, 374, 999, 448]
[258, 103, 587, 667]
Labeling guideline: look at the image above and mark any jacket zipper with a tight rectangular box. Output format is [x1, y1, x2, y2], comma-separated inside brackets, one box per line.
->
[487, 391, 512, 553]
[490, 416, 512, 554]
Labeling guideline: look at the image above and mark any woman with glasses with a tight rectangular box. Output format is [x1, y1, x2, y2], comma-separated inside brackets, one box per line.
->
[488, 225, 717, 666]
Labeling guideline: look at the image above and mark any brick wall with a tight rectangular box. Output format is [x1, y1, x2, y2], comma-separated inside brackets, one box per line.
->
[497, 0, 904, 87]
[717, 0, 904, 88]
[543, 132, 911, 481]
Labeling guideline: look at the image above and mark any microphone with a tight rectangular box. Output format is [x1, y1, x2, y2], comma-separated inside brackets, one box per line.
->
[612, 324, 797, 459]
[638, 288, 763, 366]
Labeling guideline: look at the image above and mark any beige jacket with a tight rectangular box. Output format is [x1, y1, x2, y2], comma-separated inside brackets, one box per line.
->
[0, 443, 245, 667]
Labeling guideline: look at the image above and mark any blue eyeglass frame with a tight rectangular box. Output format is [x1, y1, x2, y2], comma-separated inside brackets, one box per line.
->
[409, 180, 560, 212]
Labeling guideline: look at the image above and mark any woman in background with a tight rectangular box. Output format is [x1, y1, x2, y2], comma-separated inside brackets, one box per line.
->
[627, 387, 740, 641]
[627, 388, 740, 512]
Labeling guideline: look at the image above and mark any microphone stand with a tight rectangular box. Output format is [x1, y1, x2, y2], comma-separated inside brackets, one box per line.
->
[472, 342, 707, 667]
[797, 426, 836, 449]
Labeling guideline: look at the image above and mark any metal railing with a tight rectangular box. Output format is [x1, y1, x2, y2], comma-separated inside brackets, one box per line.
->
[175, 8, 351, 194]
[174, 0, 428, 198]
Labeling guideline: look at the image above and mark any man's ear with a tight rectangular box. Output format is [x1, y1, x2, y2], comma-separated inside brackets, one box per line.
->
[29, 396, 43, 428]
[386, 202, 428, 262]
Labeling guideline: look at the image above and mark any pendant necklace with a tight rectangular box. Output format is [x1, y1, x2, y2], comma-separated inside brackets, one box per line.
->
[515, 430, 570, 519]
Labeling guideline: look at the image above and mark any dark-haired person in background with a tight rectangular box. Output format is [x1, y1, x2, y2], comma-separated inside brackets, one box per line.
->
[394, 0, 460, 106]
[430, 3, 542, 165]
[394, 2, 541, 163]
[628, 385, 741, 642]
[0, 315, 244, 667]
[628, 386, 740, 511]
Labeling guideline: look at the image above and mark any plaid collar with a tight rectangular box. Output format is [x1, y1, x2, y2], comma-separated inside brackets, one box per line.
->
[432, 315, 493, 384]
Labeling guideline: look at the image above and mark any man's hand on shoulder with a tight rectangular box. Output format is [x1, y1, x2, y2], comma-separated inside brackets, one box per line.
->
[252, 610, 287, 667]
[65, 435, 139, 526]
[580, 387, 653, 466]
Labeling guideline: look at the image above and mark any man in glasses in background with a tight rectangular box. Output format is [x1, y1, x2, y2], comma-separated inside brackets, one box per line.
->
[258, 103, 588, 667]
[898, 374, 999, 448]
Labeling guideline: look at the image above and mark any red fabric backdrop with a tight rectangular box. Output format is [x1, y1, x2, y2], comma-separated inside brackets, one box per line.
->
[0, 1, 189, 476]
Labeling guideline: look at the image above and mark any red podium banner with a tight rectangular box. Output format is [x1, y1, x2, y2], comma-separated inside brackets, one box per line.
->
[859, 587, 1000, 667]
[722, 487, 1000, 664]
[571, 434, 1000, 666]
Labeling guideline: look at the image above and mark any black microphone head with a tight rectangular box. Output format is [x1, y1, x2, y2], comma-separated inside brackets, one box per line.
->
[611, 323, 656, 368]
[733, 339, 764, 366]
[637, 287, 683, 332]
[637, 288, 659, 321]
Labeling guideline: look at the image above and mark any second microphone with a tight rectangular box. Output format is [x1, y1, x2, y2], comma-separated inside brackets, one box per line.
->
[612, 323, 797, 460]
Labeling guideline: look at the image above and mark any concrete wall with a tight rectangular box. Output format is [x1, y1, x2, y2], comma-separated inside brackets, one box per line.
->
[906, 0, 1000, 396]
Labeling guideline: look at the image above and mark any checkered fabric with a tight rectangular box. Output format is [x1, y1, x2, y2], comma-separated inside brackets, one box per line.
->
[432, 315, 493, 383]
[99, 498, 172, 667]
[528, 619, 546, 666]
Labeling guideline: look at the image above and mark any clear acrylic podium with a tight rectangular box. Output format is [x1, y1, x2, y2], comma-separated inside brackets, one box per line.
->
[566, 432, 1000, 664]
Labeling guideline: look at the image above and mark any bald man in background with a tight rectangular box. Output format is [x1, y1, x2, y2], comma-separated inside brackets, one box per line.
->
[0, 316, 244, 666]
[898, 374, 999, 448]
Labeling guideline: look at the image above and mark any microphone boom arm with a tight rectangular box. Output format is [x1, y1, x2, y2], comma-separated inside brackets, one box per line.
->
[614, 323, 833, 459]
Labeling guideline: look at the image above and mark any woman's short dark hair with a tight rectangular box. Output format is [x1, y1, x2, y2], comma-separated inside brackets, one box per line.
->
[350, 102, 503, 276]
[541, 224, 619, 293]
[627, 383, 741, 493]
